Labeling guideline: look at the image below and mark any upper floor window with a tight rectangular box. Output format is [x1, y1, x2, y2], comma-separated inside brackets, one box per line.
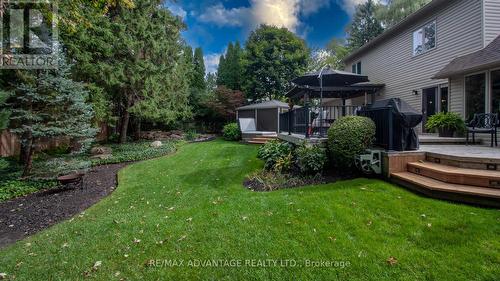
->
[352, 61, 362, 74]
[413, 21, 436, 56]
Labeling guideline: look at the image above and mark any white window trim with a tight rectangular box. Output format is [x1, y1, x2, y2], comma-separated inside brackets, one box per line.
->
[412, 20, 437, 57]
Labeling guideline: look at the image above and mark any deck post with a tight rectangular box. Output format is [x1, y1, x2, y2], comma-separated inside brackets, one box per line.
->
[305, 93, 310, 139]
[288, 110, 293, 135]
[342, 99, 346, 116]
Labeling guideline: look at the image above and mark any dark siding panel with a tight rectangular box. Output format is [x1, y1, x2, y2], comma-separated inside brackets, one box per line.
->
[238, 110, 255, 119]
[256, 109, 278, 132]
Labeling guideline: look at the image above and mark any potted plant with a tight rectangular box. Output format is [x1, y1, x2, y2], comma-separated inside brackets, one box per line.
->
[425, 112, 466, 137]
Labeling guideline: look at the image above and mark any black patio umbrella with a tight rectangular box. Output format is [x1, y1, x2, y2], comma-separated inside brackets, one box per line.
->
[291, 69, 369, 88]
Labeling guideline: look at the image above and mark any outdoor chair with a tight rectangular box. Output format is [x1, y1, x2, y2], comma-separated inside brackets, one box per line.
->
[466, 113, 498, 147]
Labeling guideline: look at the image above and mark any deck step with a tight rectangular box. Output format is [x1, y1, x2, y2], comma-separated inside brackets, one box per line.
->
[392, 172, 500, 200]
[408, 161, 500, 189]
[426, 152, 500, 171]
[247, 140, 268, 145]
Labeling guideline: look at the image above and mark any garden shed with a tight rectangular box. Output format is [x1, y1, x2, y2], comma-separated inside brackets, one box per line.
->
[237, 100, 290, 133]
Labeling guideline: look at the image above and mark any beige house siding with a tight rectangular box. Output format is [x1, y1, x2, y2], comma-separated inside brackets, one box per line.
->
[344, 0, 484, 117]
[484, 0, 500, 46]
[449, 76, 465, 118]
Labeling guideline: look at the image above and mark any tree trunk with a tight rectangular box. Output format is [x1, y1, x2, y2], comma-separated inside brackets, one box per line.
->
[22, 137, 34, 177]
[19, 131, 32, 164]
[119, 109, 130, 144]
[119, 93, 133, 144]
[133, 118, 141, 141]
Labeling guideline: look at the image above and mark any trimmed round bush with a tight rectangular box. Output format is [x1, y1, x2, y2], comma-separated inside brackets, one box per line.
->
[327, 116, 376, 168]
[295, 142, 327, 174]
[222, 123, 241, 141]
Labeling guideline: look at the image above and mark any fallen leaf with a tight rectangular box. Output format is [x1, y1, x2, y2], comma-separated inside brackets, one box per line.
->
[186, 218, 192, 222]
[242, 216, 248, 220]
[367, 221, 372, 226]
[93, 261, 102, 270]
[133, 238, 141, 243]
[387, 257, 398, 265]
[328, 236, 337, 242]
[178, 235, 187, 242]
[0, 273, 7, 279]
[427, 223, 432, 228]
[62, 243, 69, 248]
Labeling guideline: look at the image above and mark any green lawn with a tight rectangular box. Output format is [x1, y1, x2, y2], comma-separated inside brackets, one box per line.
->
[1, 140, 499, 280]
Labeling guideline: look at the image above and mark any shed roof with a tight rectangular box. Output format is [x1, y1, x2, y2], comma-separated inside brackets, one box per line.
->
[433, 35, 500, 79]
[237, 100, 289, 110]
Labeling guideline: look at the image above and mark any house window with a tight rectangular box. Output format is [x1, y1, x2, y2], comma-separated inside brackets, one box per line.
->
[413, 21, 436, 56]
[352, 61, 362, 74]
[465, 73, 486, 121]
[440, 86, 448, 113]
[491, 70, 500, 116]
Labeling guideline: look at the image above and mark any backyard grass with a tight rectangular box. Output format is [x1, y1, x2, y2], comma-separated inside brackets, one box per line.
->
[0, 139, 499, 280]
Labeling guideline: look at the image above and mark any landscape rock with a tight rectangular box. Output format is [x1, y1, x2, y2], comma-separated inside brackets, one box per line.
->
[90, 146, 112, 156]
[151, 141, 163, 148]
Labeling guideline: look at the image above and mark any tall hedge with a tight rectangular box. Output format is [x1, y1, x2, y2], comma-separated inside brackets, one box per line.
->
[327, 116, 376, 168]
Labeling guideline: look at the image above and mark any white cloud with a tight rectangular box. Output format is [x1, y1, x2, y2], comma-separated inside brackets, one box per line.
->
[198, 4, 250, 27]
[167, 3, 187, 19]
[199, 0, 308, 33]
[300, 0, 331, 16]
[204, 53, 222, 74]
[337, 0, 381, 16]
[197, 0, 376, 34]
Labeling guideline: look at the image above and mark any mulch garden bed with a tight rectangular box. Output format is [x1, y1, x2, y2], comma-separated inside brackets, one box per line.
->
[244, 169, 361, 192]
[0, 163, 127, 249]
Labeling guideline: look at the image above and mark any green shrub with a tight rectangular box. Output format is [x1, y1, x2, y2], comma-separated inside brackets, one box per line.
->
[295, 142, 327, 174]
[91, 141, 178, 166]
[327, 116, 376, 168]
[274, 152, 294, 173]
[425, 112, 466, 133]
[31, 157, 92, 178]
[184, 130, 199, 141]
[222, 123, 241, 141]
[257, 140, 293, 170]
[0, 179, 58, 202]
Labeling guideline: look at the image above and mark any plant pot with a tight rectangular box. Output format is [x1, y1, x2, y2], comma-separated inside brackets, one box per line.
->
[438, 128, 455, 138]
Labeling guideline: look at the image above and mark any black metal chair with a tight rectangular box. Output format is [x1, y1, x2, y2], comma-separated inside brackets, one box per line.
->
[466, 113, 498, 147]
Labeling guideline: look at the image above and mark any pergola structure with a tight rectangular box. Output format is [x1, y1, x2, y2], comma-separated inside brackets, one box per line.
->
[282, 68, 384, 138]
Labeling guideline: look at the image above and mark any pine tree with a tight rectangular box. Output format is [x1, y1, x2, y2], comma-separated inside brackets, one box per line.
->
[347, 0, 384, 51]
[376, 0, 431, 27]
[0, 91, 10, 130]
[217, 54, 227, 86]
[192, 47, 206, 90]
[60, 0, 191, 143]
[10, 55, 96, 176]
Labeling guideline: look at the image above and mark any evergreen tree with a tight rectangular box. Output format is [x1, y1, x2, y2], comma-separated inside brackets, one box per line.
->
[347, 0, 384, 51]
[217, 41, 243, 90]
[376, 0, 431, 27]
[192, 47, 206, 90]
[243, 25, 309, 101]
[9, 55, 96, 176]
[0, 91, 10, 130]
[217, 54, 227, 86]
[114, 0, 191, 143]
[61, 0, 191, 143]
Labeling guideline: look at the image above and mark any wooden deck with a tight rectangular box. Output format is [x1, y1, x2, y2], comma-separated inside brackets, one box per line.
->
[386, 145, 500, 208]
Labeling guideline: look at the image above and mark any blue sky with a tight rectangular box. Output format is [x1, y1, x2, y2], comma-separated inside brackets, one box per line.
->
[166, 0, 366, 73]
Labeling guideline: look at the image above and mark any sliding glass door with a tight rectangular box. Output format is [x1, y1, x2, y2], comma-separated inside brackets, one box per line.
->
[465, 73, 486, 121]
[491, 70, 500, 116]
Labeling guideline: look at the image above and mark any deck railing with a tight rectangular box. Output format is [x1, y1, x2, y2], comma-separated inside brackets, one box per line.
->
[280, 105, 361, 138]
